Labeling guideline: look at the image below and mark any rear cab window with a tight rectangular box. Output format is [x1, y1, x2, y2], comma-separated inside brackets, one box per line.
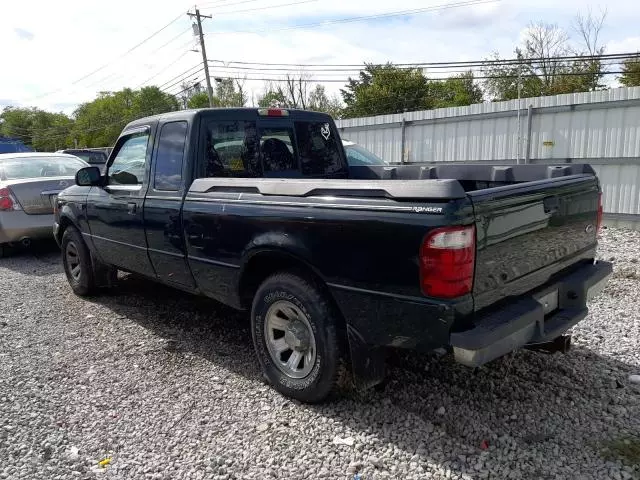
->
[196, 110, 347, 180]
[294, 120, 346, 177]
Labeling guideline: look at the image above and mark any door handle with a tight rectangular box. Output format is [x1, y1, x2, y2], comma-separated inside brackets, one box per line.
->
[127, 202, 137, 215]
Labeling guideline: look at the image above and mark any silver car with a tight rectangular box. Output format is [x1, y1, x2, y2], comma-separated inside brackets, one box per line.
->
[0, 153, 89, 256]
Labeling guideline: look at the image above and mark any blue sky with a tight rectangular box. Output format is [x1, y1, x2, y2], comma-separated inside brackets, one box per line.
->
[1, 0, 639, 113]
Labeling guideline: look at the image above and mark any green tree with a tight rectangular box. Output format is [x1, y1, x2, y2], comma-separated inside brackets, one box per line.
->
[134, 86, 179, 117]
[257, 88, 288, 108]
[340, 64, 484, 117]
[430, 72, 484, 108]
[32, 111, 75, 151]
[71, 87, 178, 147]
[483, 11, 607, 101]
[620, 56, 640, 87]
[257, 78, 343, 118]
[0, 107, 35, 142]
[341, 64, 433, 117]
[187, 92, 210, 109]
[182, 79, 248, 109]
[0, 106, 74, 151]
[214, 78, 247, 107]
[307, 85, 343, 118]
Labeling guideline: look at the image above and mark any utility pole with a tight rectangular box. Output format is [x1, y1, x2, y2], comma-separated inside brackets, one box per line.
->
[188, 8, 214, 108]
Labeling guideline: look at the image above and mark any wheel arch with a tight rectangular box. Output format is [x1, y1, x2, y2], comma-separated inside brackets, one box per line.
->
[239, 248, 336, 312]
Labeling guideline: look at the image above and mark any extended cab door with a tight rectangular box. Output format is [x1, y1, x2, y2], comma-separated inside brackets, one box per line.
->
[143, 120, 196, 289]
[86, 126, 155, 277]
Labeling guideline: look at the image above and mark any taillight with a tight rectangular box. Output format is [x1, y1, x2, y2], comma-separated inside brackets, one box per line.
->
[258, 108, 289, 117]
[0, 187, 19, 211]
[596, 192, 603, 233]
[419, 225, 476, 299]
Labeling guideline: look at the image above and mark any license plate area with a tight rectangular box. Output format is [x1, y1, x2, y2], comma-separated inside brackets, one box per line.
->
[534, 289, 559, 316]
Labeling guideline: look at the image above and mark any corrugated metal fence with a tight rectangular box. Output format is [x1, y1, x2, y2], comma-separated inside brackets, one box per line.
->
[336, 86, 640, 227]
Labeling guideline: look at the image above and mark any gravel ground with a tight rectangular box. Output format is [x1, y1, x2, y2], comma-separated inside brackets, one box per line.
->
[1, 228, 639, 480]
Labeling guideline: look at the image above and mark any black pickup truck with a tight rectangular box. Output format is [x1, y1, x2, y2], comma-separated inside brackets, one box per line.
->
[54, 108, 612, 403]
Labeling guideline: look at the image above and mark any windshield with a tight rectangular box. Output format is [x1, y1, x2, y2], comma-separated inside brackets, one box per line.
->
[0, 156, 88, 180]
[344, 144, 387, 166]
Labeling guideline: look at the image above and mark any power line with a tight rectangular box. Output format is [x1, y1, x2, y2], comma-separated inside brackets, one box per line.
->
[161, 71, 206, 95]
[157, 65, 205, 90]
[203, 69, 627, 84]
[67, 12, 186, 85]
[25, 11, 189, 102]
[207, 51, 640, 70]
[197, 0, 260, 8]
[143, 27, 194, 58]
[201, 0, 318, 15]
[135, 49, 193, 89]
[205, 61, 627, 77]
[205, 0, 499, 35]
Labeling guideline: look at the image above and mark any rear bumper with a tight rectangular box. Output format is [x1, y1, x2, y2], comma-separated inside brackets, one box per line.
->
[450, 260, 613, 367]
[0, 211, 55, 244]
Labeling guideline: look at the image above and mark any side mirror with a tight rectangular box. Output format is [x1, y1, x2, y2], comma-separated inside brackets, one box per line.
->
[75, 166, 102, 187]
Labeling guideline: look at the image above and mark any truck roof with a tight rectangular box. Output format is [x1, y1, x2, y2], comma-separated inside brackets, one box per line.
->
[124, 108, 333, 131]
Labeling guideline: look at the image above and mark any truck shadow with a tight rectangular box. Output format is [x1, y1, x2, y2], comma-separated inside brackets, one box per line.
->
[86, 273, 640, 477]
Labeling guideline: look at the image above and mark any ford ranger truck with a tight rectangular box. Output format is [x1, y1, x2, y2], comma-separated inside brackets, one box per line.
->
[54, 108, 612, 403]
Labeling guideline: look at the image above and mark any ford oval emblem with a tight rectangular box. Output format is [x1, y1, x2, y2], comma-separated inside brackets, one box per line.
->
[59, 180, 69, 188]
[585, 224, 595, 233]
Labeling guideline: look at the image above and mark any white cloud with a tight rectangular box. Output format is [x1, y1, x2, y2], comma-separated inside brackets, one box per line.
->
[608, 36, 640, 53]
[1, 0, 639, 114]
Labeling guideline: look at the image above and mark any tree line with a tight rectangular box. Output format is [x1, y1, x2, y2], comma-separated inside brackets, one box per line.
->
[2, 11, 639, 151]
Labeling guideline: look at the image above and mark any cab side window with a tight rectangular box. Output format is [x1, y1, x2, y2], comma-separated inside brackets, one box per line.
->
[154, 121, 187, 191]
[109, 131, 150, 185]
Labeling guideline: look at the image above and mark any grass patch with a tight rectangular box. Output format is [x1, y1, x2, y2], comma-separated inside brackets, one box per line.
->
[601, 437, 640, 465]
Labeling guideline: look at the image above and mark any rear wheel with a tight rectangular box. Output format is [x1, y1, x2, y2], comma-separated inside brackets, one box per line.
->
[251, 272, 347, 403]
[61, 227, 96, 296]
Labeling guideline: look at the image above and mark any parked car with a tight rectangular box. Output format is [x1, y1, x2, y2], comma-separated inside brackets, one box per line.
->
[56, 149, 108, 167]
[0, 152, 89, 256]
[54, 108, 612, 403]
[85, 147, 113, 159]
[342, 140, 388, 166]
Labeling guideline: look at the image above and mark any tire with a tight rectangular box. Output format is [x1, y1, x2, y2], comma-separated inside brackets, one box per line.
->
[251, 271, 347, 403]
[61, 227, 96, 296]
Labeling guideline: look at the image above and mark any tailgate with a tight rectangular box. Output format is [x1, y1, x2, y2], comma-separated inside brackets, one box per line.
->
[4, 177, 73, 215]
[469, 174, 600, 311]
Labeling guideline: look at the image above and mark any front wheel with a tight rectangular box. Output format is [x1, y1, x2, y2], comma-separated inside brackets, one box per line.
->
[251, 272, 347, 403]
[61, 227, 96, 296]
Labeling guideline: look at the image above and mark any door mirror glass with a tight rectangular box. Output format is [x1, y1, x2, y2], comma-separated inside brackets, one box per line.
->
[75, 166, 102, 186]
